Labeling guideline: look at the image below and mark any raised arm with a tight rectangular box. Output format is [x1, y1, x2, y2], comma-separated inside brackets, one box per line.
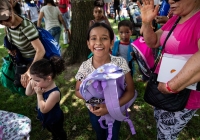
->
[137, 0, 161, 48]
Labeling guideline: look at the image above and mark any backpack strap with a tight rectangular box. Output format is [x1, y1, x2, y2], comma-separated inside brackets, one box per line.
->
[127, 39, 134, 62]
[103, 78, 137, 135]
[112, 40, 120, 56]
[98, 114, 115, 140]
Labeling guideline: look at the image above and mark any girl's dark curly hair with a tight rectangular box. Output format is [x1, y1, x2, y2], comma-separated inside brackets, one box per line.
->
[94, 0, 104, 7]
[30, 56, 65, 79]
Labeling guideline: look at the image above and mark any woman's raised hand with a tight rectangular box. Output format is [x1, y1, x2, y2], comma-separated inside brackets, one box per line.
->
[137, 0, 159, 23]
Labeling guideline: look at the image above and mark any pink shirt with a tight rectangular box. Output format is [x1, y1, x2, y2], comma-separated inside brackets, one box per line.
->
[59, 0, 69, 13]
[159, 11, 200, 109]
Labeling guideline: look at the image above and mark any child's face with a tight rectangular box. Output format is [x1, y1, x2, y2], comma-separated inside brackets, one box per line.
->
[87, 26, 113, 57]
[118, 26, 132, 43]
[30, 74, 51, 89]
[93, 7, 104, 20]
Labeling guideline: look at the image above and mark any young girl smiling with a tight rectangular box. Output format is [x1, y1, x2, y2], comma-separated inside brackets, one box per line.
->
[75, 22, 135, 140]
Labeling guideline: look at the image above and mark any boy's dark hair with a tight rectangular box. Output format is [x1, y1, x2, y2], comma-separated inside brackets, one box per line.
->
[87, 22, 114, 42]
[44, 0, 56, 6]
[30, 56, 65, 79]
[94, 0, 104, 7]
[118, 20, 133, 31]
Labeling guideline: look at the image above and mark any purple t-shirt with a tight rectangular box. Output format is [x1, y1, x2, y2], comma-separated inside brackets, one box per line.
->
[159, 11, 200, 109]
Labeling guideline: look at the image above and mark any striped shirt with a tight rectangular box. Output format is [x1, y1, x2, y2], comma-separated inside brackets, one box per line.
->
[6, 18, 39, 58]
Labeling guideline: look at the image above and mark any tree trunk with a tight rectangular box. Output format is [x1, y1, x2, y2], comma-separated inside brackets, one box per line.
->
[63, 0, 94, 65]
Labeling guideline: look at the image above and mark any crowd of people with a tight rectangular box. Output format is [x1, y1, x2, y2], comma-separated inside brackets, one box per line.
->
[0, 0, 200, 139]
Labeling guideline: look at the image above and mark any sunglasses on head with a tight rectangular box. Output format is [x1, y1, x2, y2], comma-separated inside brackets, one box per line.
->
[0, 15, 11, 24]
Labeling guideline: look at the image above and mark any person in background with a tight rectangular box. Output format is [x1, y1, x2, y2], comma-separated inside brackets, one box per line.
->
[0, 0, 45, 88]
[138, 0, 200, 139]
[26, 57, 67, 140]
[155, 0, 172, 26]
[155, 9, 173, 26]
[104, 0, 112, 16]
[89, 0, 111, 27]
[112, 20, 135, 76]
[24, 0, 39, 26]
[75, 22, 135, 140]
[109, 1, 115, 18]
[56, 0, 70, 31]
[113, 0, 121, 23]
[20, 0, 28, 18]
[36, 0, 44, 9]
[37, 0, 70, 44]
[11, 0, 22, 15]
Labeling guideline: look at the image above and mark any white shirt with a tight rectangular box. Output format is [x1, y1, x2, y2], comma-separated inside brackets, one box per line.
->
[24, 4, 39, 22]
[104, 0, 112, 3]
[154, 0, 160, 5]
[40, 5, 62, 30]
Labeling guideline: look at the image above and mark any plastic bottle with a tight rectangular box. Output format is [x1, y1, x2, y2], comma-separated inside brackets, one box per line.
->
[63, 32, 68, 44]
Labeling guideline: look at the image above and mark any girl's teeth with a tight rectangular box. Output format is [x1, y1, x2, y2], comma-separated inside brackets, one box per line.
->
[95, 48, 103, 50]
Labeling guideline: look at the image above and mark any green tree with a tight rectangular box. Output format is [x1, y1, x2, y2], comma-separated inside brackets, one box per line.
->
[63, 0, 94, 64]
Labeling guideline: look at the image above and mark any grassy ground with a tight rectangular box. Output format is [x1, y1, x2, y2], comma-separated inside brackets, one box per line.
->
[0, 19, 200, 140]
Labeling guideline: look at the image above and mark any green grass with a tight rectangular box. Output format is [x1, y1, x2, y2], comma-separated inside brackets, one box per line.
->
[0, 21, 200, 140]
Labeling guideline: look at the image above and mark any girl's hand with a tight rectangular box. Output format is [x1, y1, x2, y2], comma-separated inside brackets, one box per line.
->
[137, 0, 159, 23]
[34, 86, 45, 95]
[90, 104, 108, 116]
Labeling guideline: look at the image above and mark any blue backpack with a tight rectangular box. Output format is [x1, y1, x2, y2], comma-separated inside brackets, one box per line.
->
[37, 27, 61, 59]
